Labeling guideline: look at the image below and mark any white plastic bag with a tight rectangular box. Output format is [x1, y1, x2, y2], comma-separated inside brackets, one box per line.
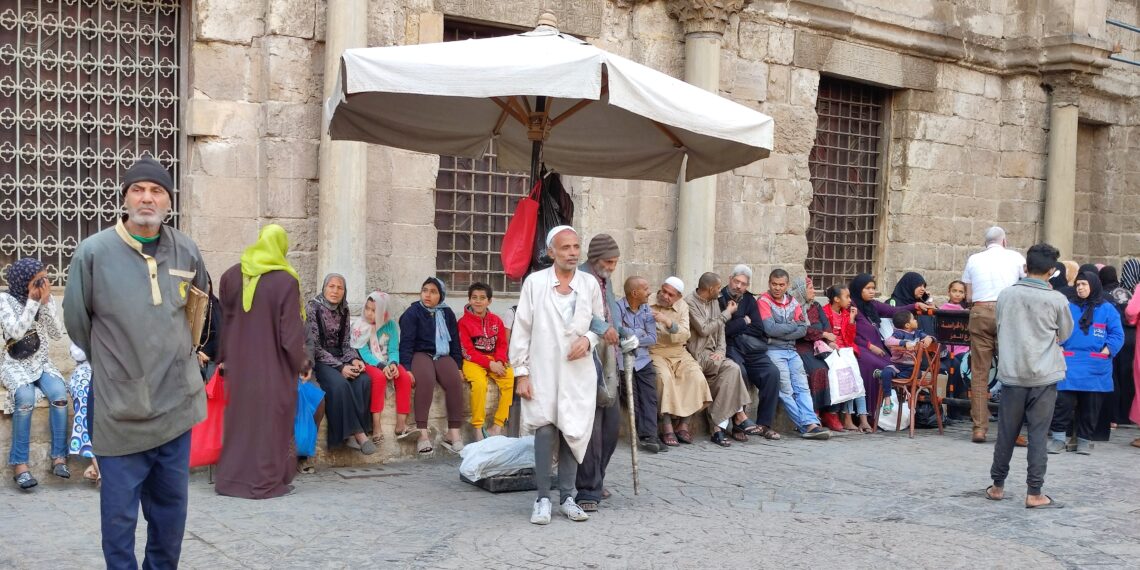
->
[824, 347, 865, 405]
[877, 391, 911, 432]
[458, 435, 535, 481]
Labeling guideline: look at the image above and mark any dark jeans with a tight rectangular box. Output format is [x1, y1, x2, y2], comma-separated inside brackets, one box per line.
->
[620, 365, 659, 439]
[1050, 390, 1103, 441]
[99, 430, 192, 570]
[990, 384, 1057, 496]
[727, 338, 780, 426]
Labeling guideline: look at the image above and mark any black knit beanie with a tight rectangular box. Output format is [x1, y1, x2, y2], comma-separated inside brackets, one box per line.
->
[122, 156, 175, 194]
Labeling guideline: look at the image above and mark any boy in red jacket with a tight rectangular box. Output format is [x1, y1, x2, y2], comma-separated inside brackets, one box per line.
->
[458, 283, 515, 441]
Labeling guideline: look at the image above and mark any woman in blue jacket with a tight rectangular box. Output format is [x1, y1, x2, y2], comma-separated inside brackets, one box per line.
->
[1049, 271, 1124, 454]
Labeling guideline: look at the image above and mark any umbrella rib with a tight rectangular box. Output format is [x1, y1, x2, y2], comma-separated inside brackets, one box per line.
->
[490, 97, 529, 127]
[491, 107, 510, 136]
[651, 120, 685, 149]
[550, 98, 594, 128]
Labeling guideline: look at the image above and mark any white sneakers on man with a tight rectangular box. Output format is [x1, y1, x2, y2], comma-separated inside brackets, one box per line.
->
[560, 497, 589, 522]
[530, 498, 552, 525]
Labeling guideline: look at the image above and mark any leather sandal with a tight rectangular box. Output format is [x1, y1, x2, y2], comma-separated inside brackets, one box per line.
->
[710, 430, 732, 447]
[660, 432, 679, 447]
[674, 429, 693, 444]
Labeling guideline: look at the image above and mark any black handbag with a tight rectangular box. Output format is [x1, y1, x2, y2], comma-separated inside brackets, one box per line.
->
[6, 330, 41, 360]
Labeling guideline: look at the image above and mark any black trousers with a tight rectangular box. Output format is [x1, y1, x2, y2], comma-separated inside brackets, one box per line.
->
[1050, 390, 1104, 441]
[575, 403, 619, 503]
[991, 384, 1057, 496]
[619, 365, 659, 439]
[727, 339, 780, 426]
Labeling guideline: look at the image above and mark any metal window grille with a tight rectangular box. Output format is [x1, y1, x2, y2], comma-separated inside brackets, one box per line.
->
[0, 0, 182, 285]
[806, 78, 887, 286]
[435, 20, 528, 294]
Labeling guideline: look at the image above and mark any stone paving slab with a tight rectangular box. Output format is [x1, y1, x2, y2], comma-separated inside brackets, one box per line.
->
[1, 423, 1139, 569]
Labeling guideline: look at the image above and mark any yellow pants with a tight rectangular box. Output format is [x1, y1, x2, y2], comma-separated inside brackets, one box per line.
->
[462, 360, 515, 428]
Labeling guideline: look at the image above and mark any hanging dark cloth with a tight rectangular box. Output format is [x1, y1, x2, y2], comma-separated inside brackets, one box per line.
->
[529, 168, 575, 275]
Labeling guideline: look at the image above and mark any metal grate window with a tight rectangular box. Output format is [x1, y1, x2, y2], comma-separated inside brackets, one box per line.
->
[806, 78, 887, 287]
[0, 0, 182, 284]
[435, 20, 528, 295]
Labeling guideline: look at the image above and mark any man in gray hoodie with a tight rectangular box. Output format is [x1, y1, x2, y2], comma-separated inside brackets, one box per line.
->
[986, 243, 1073, 509]
[64, 156, 207, 567]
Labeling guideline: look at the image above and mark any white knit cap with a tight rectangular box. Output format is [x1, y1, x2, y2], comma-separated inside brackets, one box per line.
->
[664, 276, 685, 295]
[545, 225, 577, 248]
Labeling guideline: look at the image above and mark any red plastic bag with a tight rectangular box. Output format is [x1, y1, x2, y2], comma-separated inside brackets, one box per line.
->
[500, 181, 541, 280]
[190, 370, 228, 468]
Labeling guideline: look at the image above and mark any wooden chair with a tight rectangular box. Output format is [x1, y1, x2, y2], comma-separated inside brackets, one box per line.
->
[876, 341, 944, 438]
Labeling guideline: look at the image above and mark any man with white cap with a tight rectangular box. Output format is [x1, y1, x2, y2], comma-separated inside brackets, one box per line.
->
[510, 225, 604, 525]
[649, 277, 712, 447]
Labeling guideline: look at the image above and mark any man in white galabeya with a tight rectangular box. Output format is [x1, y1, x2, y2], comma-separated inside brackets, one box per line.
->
[510, 225, 604, 525]
[961, 226, 1026, 443]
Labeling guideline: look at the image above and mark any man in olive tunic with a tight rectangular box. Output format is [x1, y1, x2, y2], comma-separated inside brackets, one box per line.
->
[64, 156, 207, 570]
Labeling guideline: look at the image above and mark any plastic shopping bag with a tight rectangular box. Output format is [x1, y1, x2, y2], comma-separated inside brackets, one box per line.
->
[500, 181, 541, 280]
[824, 347, 866, 405]
[459, 436, 535, 481]
[190, 370, 227, 468]
[877, 391, 911, 432]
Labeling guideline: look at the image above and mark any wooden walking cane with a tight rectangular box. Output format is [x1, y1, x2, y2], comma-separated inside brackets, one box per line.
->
[623, 350, 640, 495]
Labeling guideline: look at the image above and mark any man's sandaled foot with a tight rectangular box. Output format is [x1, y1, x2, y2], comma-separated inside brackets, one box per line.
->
[577, 499, 598, 512]
[1026, 495, 1063, 509]
[984, 485, 1004, 501]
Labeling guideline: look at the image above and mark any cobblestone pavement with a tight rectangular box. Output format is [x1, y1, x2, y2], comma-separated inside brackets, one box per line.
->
[2, 422, 1139, 569]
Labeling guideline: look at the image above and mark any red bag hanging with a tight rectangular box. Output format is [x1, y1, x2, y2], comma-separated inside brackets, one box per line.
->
[190, 369, 228, 468]
[500, 180, 541, 280]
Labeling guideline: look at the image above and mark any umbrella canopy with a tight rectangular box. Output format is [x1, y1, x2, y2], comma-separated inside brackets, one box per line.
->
[325, 24, 774, 183]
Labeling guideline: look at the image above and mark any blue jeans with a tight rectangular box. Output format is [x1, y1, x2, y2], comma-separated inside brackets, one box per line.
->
[770, 348, 821, 431]
[8, 372, 69, 465]
[843, 396, 869, 416]
[99, 430, 191, 570]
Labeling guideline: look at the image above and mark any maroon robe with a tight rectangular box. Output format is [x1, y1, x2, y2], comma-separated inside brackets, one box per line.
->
[215, 267, 308, 499]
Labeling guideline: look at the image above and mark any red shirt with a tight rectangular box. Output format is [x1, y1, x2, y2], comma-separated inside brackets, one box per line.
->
[822, 304, 857, 353]
[457, 307, 508, 369]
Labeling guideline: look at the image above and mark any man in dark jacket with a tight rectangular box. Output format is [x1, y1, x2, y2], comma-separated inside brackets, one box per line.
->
[719, 264, 782, 440]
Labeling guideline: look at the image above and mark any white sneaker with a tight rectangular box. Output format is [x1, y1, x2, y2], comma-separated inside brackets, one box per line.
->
[560, 497, 589, 522]
[530, 498, 552, 525]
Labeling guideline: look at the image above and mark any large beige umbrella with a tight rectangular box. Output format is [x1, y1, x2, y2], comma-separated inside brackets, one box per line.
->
[325, 17, 773, 185]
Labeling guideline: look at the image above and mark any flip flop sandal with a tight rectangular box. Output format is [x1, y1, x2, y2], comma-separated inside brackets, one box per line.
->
[710, 430, 732, 447]
[417, 439, 434, 454]
[395, 427, 418, 441]
[735, 418, 763, 435]
[440, 439, 464, 454]
[675, 429, 694, 444]
[660, 432, 679, 447]
[860, 426, 875, 434]
[984, 485, 1005, 501]
[758, 426, 782, 440]
[1026, 495, 1064, 509]
[370, 434, 385, 446]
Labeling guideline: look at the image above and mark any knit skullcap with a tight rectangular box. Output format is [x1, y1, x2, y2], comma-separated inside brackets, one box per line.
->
[587, 233, 620, 263]
[121, 156, 175, 194]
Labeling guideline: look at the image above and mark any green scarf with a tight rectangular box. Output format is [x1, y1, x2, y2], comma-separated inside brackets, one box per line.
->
[241, 224, 303, 318]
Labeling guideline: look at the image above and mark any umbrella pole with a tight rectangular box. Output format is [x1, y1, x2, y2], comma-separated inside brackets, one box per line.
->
[528, 96, 547, 187]
[624, 352, 640, 495]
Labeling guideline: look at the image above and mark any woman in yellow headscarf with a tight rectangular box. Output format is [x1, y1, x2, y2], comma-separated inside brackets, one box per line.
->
[215, 224, 313, 499]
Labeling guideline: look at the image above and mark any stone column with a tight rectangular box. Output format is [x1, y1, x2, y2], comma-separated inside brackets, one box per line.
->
[318, 0, 368, 297]
[1042, 75, 1081, 258]
[667, 0, 749, 287]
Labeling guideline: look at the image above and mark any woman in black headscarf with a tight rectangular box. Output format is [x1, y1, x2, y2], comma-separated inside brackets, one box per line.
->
[1048, 262, 1069, 291]
[888, 271, 935, 335]
[848, 273, 931, 422]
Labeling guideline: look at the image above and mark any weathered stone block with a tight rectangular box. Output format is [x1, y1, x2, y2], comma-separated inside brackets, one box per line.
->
[768, 27, 795, 65]
[789, 68, 819, 107]
[793, 32, 936, 91]
[266, 102, 321, 139]
[766, 64, 790, 104]
[185, 175, 259, 218]
[196, 0, 265, 44]
[264, 139, 320, 180]
[265, 36, 324, 104]
[268, 0, 316, 38]
[190, 216, 261, 254]
[941, 64, 987, 96]
[733, 58, 769, 102]
[191, 42, 262, 102]
[998, 151, 1043, 179]
[185, 99, 263, 139]
[737, 19, 769, 60]
[192, 140, 261, 178]
[262, 177, 311, 218]
[953, 93, 1000, 124]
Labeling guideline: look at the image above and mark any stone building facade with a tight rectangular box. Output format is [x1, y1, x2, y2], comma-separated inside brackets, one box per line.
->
[3, 0, 1140, 467]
